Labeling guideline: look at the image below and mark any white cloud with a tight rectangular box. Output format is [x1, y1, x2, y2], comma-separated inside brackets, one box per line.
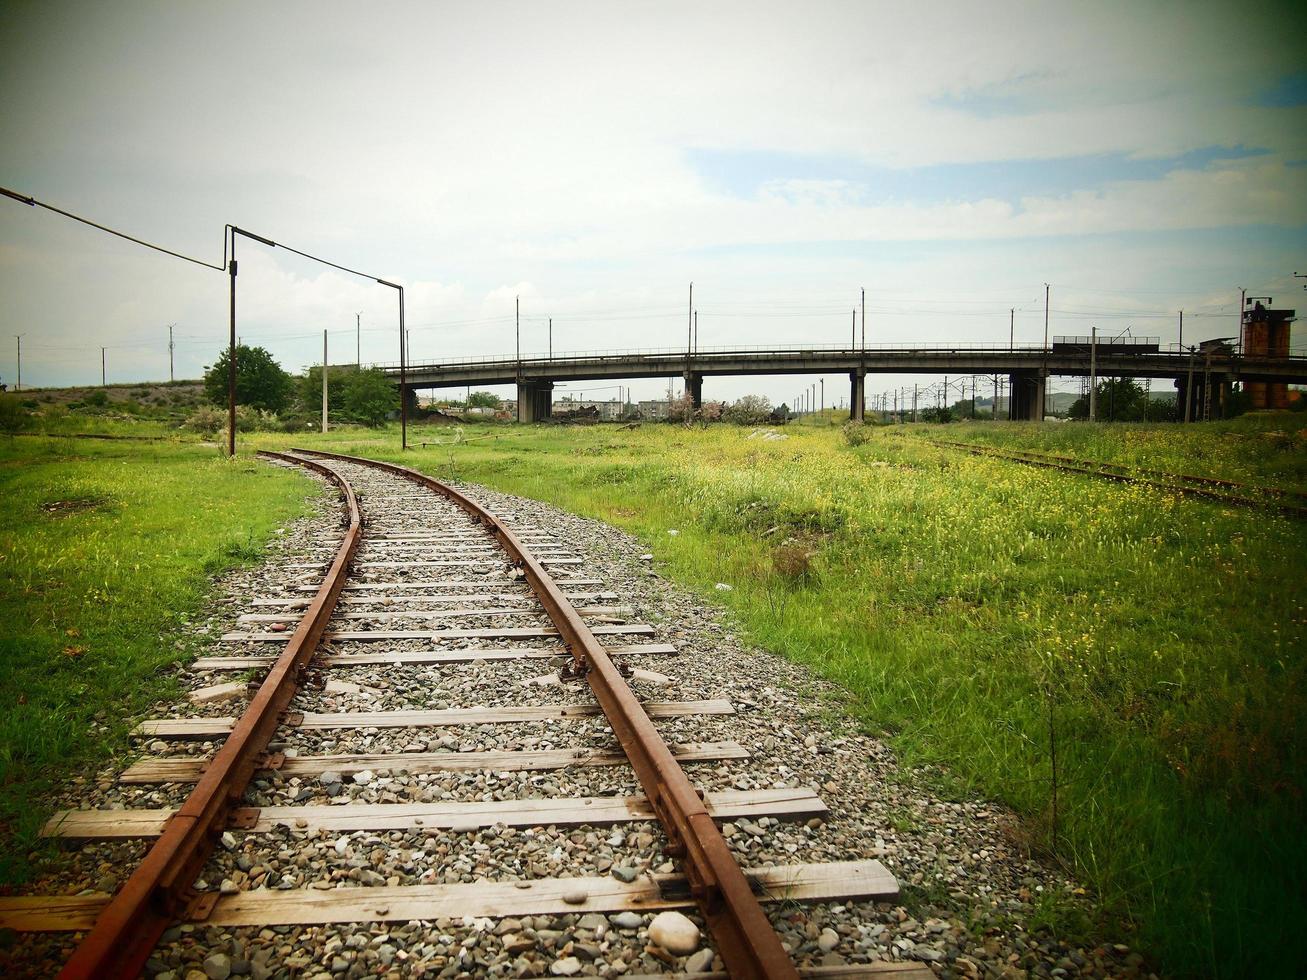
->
[0, 0, 1303, 397]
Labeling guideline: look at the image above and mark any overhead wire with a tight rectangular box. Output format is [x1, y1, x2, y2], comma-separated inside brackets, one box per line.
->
[1, 186, 225, 272]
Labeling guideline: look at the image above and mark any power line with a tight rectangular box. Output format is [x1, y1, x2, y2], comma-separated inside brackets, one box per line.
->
[1, 186, 225, 271]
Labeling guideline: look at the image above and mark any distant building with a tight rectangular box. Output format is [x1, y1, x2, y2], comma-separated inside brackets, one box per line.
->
[554, 396, 625, 421]
[637, 399, 671, 420]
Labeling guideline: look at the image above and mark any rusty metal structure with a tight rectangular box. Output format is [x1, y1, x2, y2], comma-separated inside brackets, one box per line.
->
[57, 452, 361, 979]
[1242, 304, 1297, 410]
[292, 449, 800, 979]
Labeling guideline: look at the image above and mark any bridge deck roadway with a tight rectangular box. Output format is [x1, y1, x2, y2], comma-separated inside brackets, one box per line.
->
[384, 347, 1307, 390]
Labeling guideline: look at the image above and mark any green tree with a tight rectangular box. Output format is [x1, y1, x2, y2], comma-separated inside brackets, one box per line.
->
[1068, 378, 1156, 422]
[340, 368, 397, 426]
[298, 364, 351, 415]
[724, 394, 773, 425]
[467, 390, 499, 408]
[204, 345, 292, 413]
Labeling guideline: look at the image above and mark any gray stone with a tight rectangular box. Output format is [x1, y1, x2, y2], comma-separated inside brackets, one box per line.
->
[610, 865, 639, 883]
[610, 911, 643, 930]
[685, 948, 715, 973]
[550, 956, 582, 976]
[202, 953, 232, 980]
[648, 911, 700, 955]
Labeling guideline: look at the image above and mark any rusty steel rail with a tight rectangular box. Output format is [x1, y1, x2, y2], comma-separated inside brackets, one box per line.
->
[930, 438, 1307, 519]
[58, 451, 361, 979]
[292, 448, 800, 979]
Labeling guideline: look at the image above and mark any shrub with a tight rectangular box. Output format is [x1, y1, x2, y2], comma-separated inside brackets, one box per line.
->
[235, 406, 281, 432]
[842, 420, 872, 446]
[919, 406, 954, 423]
[83, 390, 109, 408]
[184, 405, 225, 436]
[771, 542, 813, 582]
[278, 412, 315, 433]
[0, 394, 31, 433]
[724, 394, 773, 425]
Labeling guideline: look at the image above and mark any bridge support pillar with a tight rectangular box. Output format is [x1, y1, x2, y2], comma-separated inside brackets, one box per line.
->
[1177, 373, 1231, 421]
[849, 370, 865, 421]
[516, 381, 554, 423]
[683, 372, 703, 410]
[1008, 372, 1045, 421]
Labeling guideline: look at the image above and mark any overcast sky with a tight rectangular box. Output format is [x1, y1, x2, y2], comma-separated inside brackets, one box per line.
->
[2, 0, 1304, 406]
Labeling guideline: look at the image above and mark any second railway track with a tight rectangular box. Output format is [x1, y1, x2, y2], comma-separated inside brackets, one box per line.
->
[2, 449, 942, 979]
[928, 437, 1307, 518]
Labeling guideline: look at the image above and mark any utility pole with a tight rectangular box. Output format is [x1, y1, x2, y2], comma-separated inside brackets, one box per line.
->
[1237, 287, 1246, 349]
[820, 378, 824, 415]
[1009, 308, 1014, 350]
[168, 323, 175, 382]
[101, 347, 106, 387]
[1089, 325, 1098, 421]
[356, 312, 361, 367]
[15, 335, 21, 391]
[228, 235, 238, 458]
[1178, 310, 1183, 351]
[549, 318, 552, 359]
[861, 287, 866, 350]
[322, 330, 329, 434]
[687, 282, 693, 362]
[515, 295, 520, 368]
[1043, 284, 1050, 417]
[912, 384, 918, 423]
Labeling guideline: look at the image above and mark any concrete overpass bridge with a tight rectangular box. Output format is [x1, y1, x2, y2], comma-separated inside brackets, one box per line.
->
[379, 342, 1307, 421]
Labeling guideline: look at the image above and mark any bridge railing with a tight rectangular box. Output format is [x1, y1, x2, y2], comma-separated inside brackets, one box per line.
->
[371, 341, 1307, 372]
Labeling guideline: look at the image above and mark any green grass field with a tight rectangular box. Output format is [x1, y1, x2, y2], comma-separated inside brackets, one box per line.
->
[241, 415, 1305, 978]
[0, 434, 314, 882]
[2, 412, 1302, 978]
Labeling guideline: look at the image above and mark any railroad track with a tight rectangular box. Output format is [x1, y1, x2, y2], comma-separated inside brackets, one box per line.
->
[928, 438, 1307, 518]
[1, 449, 928, 979]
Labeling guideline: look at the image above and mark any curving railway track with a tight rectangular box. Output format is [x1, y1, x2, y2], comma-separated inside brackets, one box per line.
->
[927, 438, 1307, 518]
[0, 450, 927, 979]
